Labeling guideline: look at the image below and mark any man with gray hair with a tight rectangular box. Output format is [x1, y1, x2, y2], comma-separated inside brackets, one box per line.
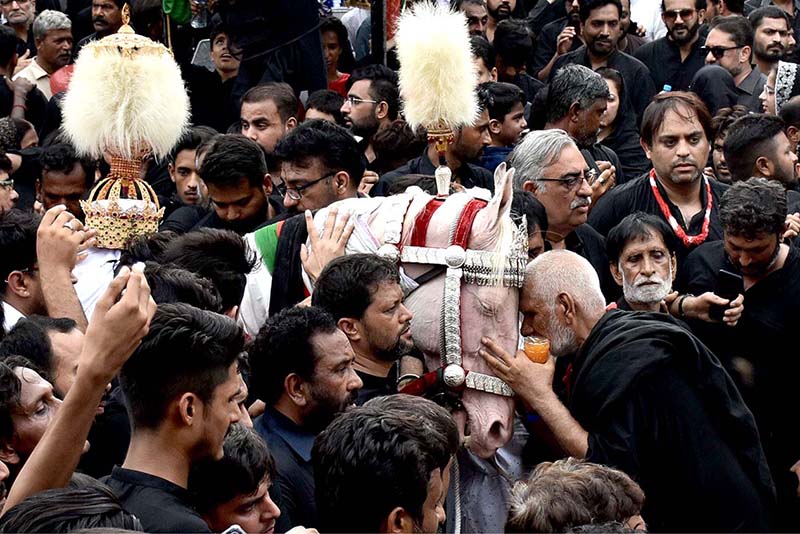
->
[479, 249, 774, 532]
[13, 10, 71, 100]
[508, 129, 620, 301]
[544, 63, 625, 187]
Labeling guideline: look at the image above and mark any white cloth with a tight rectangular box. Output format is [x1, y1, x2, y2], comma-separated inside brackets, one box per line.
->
[73, 247, 120, 323]
[631, 0, 666, 41]
[239, 232, 273, 339]
[2, 301, 25, 332]
[13, 59, 52, 100]
[340, 7, 370, 50]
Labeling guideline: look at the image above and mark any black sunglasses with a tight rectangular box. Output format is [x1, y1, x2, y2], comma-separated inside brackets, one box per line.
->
[663, 8, 695, 21]
[701, 45, 741, 59]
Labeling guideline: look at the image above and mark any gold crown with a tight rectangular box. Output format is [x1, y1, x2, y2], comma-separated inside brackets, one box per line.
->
[81, 155, 164, 249]
[85, 4, 170, 60]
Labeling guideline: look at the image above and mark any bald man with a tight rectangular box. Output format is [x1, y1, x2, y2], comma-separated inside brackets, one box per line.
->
[479, 250, 773, 532]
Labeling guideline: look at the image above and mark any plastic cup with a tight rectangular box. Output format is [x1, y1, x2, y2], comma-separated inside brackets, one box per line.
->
[523, 336, 550, 363]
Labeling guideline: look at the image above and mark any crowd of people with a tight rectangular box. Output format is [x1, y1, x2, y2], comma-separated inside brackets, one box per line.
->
[0, 0, 798, 532]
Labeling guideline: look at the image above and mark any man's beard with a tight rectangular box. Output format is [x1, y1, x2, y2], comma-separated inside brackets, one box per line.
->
[574, 127, 599, 147]
[668, 19, 700, 45]
[488, 2, 512, 21]
[220, 199, 269, 234]
[348, 115, 380, 141]
[623, 264, 673, 306]
[547, 312, 580, 357]
[754, 42, 784, 61]
[305, 387, 358, 433]
[371, 325, 414, 362]
[735, 240, 781, 277]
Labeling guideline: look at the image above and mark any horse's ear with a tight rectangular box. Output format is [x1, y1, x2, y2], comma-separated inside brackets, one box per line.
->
[472, 163, 515, 238]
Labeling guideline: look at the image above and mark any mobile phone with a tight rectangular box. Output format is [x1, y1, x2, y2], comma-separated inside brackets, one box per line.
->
[221, 525, 246, 534]
[709, 269, 743, 321]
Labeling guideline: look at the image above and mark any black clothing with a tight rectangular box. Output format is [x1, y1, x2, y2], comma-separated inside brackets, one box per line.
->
[372, 149, 495, 197]
[79, 386, 130, 479]
[690, 64, 738, 116]
[678, 241, 800, 529]
[527, 0, 566, 35]
[183, 64, 237, 133]
[634, 34, 707, 92]
[618, 33, 647, 56]
[159, 204, 210, 234]
[600, 124, 651, 180]
[566, 225, 621, 303]
[0, 81, 47, 134]
[551, 47, 656, 125]
[588, 172, 728, 271]
[572, 310, 775, 532]
[508, 71, 545, 105]
[355, 370, 395, 405]
[254, 407, 316, 529]
[267, 212, 308, 315]
[581, 143, 625, 185]
[531, 17, 583, 79]
[7, 26, 36, 58]
[104, 466, 211, 533]
[737, 67, 768, 113]
[744, 0, 800, 61]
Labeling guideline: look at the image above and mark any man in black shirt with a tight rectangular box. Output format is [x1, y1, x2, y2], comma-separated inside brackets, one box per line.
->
[493, 19, 545, 104]
[589, 92, 727, 271]
[531, 0, 584, 81]
[313, 254, 412, 404]
[724, 113, 799, 188]
[76, 0, 123, 50]
[634, 0, 707, 91]
[748, 7, 794, 76]
[509, 129, 620, 301]
[249, 306, 362, 529]
[551, 0, 656, 125]
[479, 250, 775, 532]
[745, 0, 800, 62]
[105, 303, 244, 533]
[679, 178, 800, 530]
[1, 0, 36, 57]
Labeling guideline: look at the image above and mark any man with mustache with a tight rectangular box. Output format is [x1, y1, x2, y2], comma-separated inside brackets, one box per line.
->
[589, 92, 728, 272]
[486, 0, 516, 42]
[679, 177, 800, 530]
[13, 10, 71, 100]
[313, 254, 413, 405]
[76, 0, 123, 50]
[749, 7, 794, 76]
[1, 0, 36, 57]
[634, 0, 707, 91]
[510, 129, 621, 302]
[250, 306, 363, 529]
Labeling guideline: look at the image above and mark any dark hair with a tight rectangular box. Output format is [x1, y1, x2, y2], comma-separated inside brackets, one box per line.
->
[0, 316, 76, 387]
[0, 118, 33, 152]
[478, 81, 525, 122]
[710, 105, 750, 141]
[320, 16, 356, 73]
[721, 0, 744, 13]
[779, 96, 800, 128]
[313, 394, 459, 533]
[347, 64, 400, 121]
[248, 306, 338, 405]
[723, 114, 787, 183]
[748, 6, 792, 31]
[39, 143, 95, 189]
[190, 423, 276, 512]
[661, 0, 707, 10]
[640, 91, 712, 147]
[596, 67, 626, 128]
[511, 190, 549, 237]
[506, 457, 645, 533]
[274, 119, 366, 188]
[120, 303, 244, 429]
[0, 361, 21, 445]
[0, 485, 143, 533]
[709, 15, 753, 48]
[312, 254, 401, 321]
[306, 89, 345, 125]
[372, 120, 429, 176]
[470, 35, 496, 70]
[143, 262, 223, 313]
[0, 210, 41, 294]
[719, 177, 787, 238]
[241, 82, 298, 123]
[566, 522, 639, 533]
[209, 17, 229, 46]
[167, 126, 218, 164]
[547, 64, 610, 124]
[116, 231, 177, 271]
[493, 19, 533, 70]
[199, 134, 267, 189]
[0, 26, 17, 67]
[580, 0, 622, 24]
[606, 212, 678, 265]
[159, 228, 257, 312]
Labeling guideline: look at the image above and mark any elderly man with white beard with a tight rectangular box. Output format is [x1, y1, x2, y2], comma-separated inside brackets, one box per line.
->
[606, 211, 746, 325]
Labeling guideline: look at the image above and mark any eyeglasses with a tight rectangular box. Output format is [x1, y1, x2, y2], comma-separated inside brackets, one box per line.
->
[701, 45, 741, 59]
[0, 179, 14, 190]
[663, 8, 695, 21]
[538, 169, 597, 190]
[345, 95, 379, 106]
[281, 171, 337, 201]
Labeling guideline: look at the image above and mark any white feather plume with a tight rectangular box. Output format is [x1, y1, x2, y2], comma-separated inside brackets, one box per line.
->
[396, 2, 478, 131]
[61, 45, 190, 159]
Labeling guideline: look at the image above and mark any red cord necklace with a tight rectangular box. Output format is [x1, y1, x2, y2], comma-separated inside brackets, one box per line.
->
[649, 169, 712, 247]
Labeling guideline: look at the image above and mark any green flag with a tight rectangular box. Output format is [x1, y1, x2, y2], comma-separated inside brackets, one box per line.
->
[163, 0, 191, 25]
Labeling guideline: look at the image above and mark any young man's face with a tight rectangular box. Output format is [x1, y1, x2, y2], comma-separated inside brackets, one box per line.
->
[462, 2, 489, 35]
[753, 17, 788, 61]
[241, 100, 289, 154]
[207, 177, 270, 234]
[582, 3, 621, 58]
[169, 148, 206, 206]
[724, 231, 781, 277]
[209, 32, 240, 76]
[341, 79, 381, 139]
[642, 106, 709, 185]
[92, 0, 122, 35]
[662, 0, 702, 45]
[0, 171, 19, 213]
[280, 158, 343, 213]
[491, 101, 527, 147]
[452, 108, 491, 161]
[205, 475, 281, 534]
[198, 362, 242, 461]
[39, 163, 89, 220]
[6, 367, 61, 462]
[473, 56, 497, 84]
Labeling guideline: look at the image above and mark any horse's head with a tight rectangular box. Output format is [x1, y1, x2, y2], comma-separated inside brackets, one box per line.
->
[403, 165, 522, 458]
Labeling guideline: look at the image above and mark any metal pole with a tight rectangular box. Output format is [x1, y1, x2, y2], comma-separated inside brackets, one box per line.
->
[371, 0, 386, 66]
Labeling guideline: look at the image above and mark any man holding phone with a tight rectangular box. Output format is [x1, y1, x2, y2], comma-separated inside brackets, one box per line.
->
[679, 177, 800, 530]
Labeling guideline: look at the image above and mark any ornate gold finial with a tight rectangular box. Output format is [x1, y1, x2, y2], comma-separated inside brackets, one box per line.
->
[122, 3, 131, 26]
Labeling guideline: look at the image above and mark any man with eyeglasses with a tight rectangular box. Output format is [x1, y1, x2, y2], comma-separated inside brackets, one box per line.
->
[0, 154, 18, 214]
[340, 64, 398, 166]
[701, 15, 766, 112]
[748, 6, 795, 74]
[509, 129, 621, 302]
[634, 0, 708, 91]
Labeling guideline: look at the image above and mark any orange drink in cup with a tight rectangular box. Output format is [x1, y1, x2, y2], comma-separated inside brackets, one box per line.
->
[523, 336, 550, 363]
